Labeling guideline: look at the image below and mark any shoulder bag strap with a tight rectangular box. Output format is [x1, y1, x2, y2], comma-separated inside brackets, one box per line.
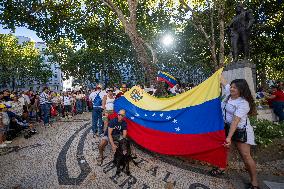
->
[223, 103, 227, 123]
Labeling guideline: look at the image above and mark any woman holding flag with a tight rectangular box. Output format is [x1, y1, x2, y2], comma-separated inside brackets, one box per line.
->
[211, 75, 259, 189]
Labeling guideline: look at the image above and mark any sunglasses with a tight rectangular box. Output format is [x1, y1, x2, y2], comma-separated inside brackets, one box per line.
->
[118, 114, 125, 117]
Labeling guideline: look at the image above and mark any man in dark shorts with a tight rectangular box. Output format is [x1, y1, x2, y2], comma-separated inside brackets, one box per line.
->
[97, 109, 127, 165]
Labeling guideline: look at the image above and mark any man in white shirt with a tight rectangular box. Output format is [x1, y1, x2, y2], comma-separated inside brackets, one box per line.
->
[89, 84, 105, 137]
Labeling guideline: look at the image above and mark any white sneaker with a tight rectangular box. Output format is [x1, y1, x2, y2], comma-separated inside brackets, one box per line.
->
[4, 141, 12, 144]
[0, 143, 7, 148]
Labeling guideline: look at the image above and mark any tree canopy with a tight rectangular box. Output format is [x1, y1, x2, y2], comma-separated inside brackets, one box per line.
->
[0, 0, 283, 87]
[0, 34, 52, 89]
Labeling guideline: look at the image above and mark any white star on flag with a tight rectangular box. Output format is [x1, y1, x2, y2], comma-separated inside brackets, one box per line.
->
[144, 114, 147, 117]
[172, 119, 178, 123]
[135, 113, 140, 117]
[166, 116, 171, 120]
[131, 117, 134, 120]
[152, 113, 156, 116]
[175, 127, 180, 132]
[160, 113, 164, 117]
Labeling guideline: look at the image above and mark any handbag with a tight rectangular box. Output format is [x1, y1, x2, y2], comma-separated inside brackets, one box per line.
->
[232, 124, 247, 143]
[223, 103, 247, 143]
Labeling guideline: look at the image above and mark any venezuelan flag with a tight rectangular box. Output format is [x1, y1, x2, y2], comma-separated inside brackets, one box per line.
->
[114, 68, 227, 168]
[157, 71, 178, 88]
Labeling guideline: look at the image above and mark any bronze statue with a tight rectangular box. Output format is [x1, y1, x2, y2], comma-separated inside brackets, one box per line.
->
[228, 4, 254, 62]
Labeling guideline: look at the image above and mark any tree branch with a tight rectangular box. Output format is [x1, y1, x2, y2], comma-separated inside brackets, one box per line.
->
[101, 0, 128, 26]
[209, 1, 217, 69]
[179, 0, 218, 70]
[210, 1, 215, 51]
[143, 40, 158, 65]
[127, 0, 138, 29]
[218, 1, 225, 68]
[179, 0, 210, 44]
[179, 0, 195, 13]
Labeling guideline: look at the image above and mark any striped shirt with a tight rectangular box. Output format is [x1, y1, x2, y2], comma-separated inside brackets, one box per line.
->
[39, 92, 49, 105]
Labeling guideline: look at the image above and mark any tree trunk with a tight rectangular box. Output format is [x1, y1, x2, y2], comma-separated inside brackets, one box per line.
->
[126, 29, 157, 84]
[102, 0, 158, 85]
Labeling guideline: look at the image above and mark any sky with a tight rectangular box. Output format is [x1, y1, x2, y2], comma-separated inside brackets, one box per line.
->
[0, 25, 43, 42]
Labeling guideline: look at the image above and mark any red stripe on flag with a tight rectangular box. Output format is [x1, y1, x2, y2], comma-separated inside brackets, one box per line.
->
[125, 118, 228, 168]
[157, 77, 175, 88]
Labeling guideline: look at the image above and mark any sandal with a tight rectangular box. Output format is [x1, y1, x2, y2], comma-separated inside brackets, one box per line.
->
[247, 183, 260, 189]
[209, 168, 225, 176]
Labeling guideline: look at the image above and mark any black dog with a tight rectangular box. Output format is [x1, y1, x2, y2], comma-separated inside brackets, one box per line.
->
[113, 138, 138, 175]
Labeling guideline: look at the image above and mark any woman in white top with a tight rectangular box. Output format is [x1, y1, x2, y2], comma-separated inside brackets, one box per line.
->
[210, 76, 259, 189]
[102, 88, 115, 132]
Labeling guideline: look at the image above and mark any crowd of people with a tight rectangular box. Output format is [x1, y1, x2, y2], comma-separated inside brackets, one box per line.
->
[0, 87, 93, 148]
[0, 81, 196, 148]
[0, 80, 283, 148]
[0, 77, 283, 189]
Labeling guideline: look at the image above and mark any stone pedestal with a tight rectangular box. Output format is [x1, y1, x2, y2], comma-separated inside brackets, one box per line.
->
[257, 108, 278, 122]
[223, 60, 256, 98]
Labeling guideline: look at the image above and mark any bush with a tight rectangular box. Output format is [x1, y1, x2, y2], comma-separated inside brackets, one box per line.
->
[250, 117, 284, 146]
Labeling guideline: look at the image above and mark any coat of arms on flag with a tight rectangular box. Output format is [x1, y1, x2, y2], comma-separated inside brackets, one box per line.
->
[130, 89, 143, 102]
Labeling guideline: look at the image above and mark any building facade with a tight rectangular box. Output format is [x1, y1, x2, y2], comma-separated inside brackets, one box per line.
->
[35, 41, 63, 91]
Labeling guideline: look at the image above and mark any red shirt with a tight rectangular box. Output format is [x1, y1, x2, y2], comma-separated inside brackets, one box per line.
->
[272, 90, 284, 102]
[108, 112, 117, 120]
[115, 92, 124, 99]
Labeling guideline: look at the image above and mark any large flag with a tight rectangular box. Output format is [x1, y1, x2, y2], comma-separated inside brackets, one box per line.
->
[114, 68, 227, 168]
[157, 71, 178, 88]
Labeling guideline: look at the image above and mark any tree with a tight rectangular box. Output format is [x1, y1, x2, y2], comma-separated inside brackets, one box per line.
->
[179, 0, 227, 70]
[1, 0, 282, 87]
[248, 0, 284, 88]
[0, 34, 52, 89]
[99, 0, 160, 83]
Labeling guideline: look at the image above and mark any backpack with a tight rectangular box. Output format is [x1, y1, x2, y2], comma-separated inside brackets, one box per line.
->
[93, 92, 102, 107]
[51, 106, 58, 117]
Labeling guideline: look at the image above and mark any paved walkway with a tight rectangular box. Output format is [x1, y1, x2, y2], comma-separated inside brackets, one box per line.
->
[0, 113, 283, 189]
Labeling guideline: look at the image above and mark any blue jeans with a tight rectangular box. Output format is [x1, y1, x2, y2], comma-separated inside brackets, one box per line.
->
[76, 100, 82, 113]
[272, 101, 284, 122]
[92, 107, 103, 135]
[41, 104, 50, 125]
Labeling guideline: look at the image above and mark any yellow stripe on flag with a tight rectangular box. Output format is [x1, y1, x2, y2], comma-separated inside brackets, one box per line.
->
[161, 71, 177, 81]
[124, 68, 223, 111]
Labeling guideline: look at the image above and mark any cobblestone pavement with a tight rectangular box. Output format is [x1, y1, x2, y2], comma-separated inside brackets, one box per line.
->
[0, 113, 283, 189]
